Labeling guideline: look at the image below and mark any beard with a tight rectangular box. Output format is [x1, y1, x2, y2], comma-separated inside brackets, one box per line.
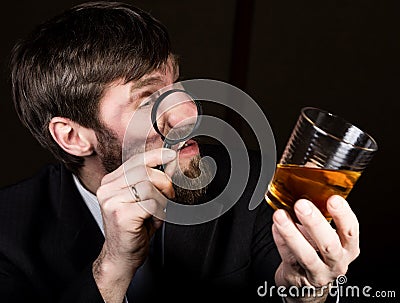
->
[170, 154, 212, 205]
[95, 126, 209, 205]
[95, 126, 122, 174]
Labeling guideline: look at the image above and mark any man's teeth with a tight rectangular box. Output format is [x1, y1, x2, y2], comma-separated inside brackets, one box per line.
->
[177, 141, 190, 150]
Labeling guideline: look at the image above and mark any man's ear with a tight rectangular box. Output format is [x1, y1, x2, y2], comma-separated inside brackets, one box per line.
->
[49, 117, 96, 157]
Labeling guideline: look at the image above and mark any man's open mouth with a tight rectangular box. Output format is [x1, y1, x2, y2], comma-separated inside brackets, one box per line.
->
[176, 139, 199, 156]
[177, 139, 196, 151]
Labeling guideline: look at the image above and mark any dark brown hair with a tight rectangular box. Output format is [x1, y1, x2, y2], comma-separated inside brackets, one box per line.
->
[10, 1, 171, 174]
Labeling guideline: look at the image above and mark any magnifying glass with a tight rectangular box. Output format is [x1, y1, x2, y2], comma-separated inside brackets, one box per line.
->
[151, 88, 202, 170]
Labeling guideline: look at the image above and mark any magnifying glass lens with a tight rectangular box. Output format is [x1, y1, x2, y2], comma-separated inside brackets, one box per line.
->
[154, 90, 199, 144]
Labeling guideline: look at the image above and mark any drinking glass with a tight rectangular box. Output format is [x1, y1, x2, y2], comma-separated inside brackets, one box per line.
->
[265, 107, 378, 222]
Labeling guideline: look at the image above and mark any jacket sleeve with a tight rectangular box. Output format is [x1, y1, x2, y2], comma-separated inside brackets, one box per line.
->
[0, 255, 38, 303]
[251, 200, 281, 288]
[0, 253, 104, 303]
[58, 263, 105, 303]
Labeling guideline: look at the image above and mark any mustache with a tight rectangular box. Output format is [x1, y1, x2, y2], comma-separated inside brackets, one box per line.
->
[163, 123, 196, 141]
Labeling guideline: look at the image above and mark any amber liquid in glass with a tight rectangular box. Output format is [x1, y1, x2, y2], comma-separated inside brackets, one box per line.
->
[265, 164, 361, 222]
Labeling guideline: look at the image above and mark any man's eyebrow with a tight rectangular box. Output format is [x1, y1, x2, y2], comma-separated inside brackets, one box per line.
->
[131, 76, 164, 90]
[130, 57, 180, 91]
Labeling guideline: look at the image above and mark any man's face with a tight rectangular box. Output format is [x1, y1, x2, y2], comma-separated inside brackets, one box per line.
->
[95, 59, 207, 204]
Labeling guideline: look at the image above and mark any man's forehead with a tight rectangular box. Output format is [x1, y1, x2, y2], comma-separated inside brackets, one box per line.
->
[132, 56, 179, 90]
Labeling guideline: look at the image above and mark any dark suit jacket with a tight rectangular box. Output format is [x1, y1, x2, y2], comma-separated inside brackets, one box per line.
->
[0, 145, 282, 302]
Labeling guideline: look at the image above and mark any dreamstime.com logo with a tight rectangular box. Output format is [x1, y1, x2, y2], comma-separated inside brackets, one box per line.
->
[257, 275, 397, 301]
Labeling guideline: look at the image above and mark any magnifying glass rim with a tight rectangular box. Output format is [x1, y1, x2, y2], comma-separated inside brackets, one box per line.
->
[151, 88, 202, 145]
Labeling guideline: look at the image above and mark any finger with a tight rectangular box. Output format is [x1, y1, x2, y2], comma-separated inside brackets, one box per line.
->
[131, 181, 167, 220]
[126, 199, 166, 229]
[152, 217, 164, 230]
[163, 157, 177, 179]
[101, 184, 167, 220]
[327, 195, 360, 260]
[101, 195, 158, 223]
[295, 223, 319, 251]
[124, 166, 175, 198]
[143, 216, 164, 238]
[272, 223, 298, 266]
[294, 199, 344, 266]
[134, 181, 168, 207]
[273, 209, 325, 274]
[99, 163, 175, 199]
[143, 168, 175, 199]
[144, 217, 158, 238]
[101, 148, 177, 185]
[96, 166, 156, 199]
[134, 198, 166, 222]
[124, 198, 165, 223]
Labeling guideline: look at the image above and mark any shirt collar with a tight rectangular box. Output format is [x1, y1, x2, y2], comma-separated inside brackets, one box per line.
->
[72, 174, 105, 235]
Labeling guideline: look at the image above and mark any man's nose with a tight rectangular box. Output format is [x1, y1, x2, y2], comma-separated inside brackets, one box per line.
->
[164, 100, 197, 130]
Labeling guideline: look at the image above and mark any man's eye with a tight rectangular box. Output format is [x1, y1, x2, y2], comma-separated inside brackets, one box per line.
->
[139, 100, 151, 108]
[137, 91, 161, 109]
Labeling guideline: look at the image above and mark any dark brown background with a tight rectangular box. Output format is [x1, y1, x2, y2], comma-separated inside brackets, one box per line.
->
[0, 1, 398, 301]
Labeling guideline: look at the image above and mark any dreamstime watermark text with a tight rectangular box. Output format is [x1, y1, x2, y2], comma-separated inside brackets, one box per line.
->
[257, 275, 396, 300]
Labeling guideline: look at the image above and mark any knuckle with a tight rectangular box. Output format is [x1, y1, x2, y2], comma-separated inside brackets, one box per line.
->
[96, 183, 114, 201]
[140, 180, 155, 195]
[114, 209, 126, 226]
[140, 199, 157, 215]
[100, 176, 109, 186]
[101, 198, 115, 214]
[147, 198, 158, 211]
[321, 235, 342, 256]
[96, 186, 107, 200]
[100, 172, 115, 185]
[345, 223, 359, 239]
[154, 199, 165, 214]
